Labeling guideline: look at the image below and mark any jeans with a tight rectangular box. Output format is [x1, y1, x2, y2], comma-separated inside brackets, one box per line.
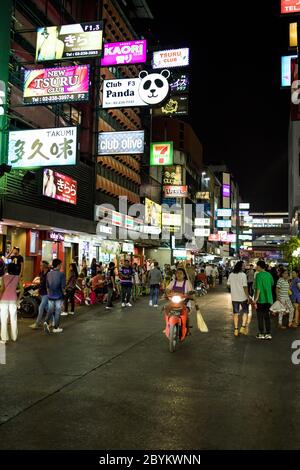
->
[121, 285, 132, 303]
[107, 286, 114, 307]
[0, 302, 18, 341]
[35, 294, 48, 326]
[150, 284, 159, 305]
[257, 303, 271, 334]
[45, 299, 63, 329]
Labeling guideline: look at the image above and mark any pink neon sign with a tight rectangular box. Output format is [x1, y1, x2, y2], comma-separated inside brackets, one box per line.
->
[101, 40, 147, 66]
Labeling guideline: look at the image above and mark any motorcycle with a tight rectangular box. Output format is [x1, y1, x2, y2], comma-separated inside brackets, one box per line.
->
[164, 291, 194, 353]
[195, 280, 208, 296]
[18, 282, 41, 318]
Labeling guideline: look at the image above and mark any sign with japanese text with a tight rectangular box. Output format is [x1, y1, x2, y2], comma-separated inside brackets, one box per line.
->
[152, 48, 190, 69]
[217, 208, 232, 217]
[219, 232, 236, 243]
[48, 231, 65, 242]
[101, 40, 147, 66]
[161, 212, 182, 226]
[281, 0, 300, 14]
[196, 191, 210, 200]
[195, 228, 210, 237]
[162, 166, 182, 185]
[23, 65, 89, 105]
[35, 22, 103, 61]
[163, 185, 188, 198]
[217, 220, 232, 228]
[150, 142, 173, 166]
[43, 169, 77, 205]
[170, 72, 189, 94]
[98, 130, 144, 155]
[208, 234, 220, 242]
[195, 218, 210, 227]
[8, 127, 77, 168]
[222, 183, 230, 198]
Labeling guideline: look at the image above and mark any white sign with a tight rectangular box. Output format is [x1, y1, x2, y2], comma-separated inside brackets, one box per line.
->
[217, 208, 232, 217]
[102, 70, 170, 108]
[239, 203, 250, 209]
[8, 127, 77, 168]
[173, 249, 187, 259]
[195, 228, 210, 237]
[162, 212, 182, 226]
[217, 220, 232, 228]
[122, 242, 134, 253]
[152, 48, 190, 69]
[98, 130, 144, 155]
[194, 218, 210, 226]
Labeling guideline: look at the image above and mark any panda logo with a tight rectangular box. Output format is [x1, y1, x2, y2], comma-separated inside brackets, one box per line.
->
[138, 70, 170, 106]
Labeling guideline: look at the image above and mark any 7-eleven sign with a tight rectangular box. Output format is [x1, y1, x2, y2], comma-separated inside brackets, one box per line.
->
[150, 142, 173, 166]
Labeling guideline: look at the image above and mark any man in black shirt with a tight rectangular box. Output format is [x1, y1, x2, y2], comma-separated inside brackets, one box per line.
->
[106, 262, 116, 310]
[8, 247, 24, 277]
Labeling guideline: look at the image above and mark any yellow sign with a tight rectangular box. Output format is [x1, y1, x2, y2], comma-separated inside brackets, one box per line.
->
[290, 23, 298, 48]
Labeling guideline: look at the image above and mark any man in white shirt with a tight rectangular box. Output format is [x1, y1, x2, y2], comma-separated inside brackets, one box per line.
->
[227, 261, 250, 337]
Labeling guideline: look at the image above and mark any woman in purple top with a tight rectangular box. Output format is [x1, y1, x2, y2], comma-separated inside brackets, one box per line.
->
[291, 269, 300, 326]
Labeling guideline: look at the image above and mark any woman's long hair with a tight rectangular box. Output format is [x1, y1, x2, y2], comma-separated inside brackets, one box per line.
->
[70, 263, 78, 278]
[233, 261, 243, 274]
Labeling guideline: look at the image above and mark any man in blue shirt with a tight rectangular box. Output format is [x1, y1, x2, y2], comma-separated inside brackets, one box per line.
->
[44, 258, 66, 334]
[119, 259, 134, 307]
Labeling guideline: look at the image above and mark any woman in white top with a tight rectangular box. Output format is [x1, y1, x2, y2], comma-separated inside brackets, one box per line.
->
[227, 261, 250, 337]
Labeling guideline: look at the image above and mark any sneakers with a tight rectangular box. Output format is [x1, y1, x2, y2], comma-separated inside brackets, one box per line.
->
[126, 302, 133, 307]
[240, 326, 247, 335]
[153, 304, 158, 308]
[60, 311, 68, 316]
[43, 322, 50, 335]
[234, 328, 239, 337]
[256, 333, 265, 340]
[105, 306, 112, 310]
[29, 323, 39, 329]
[121, 303, 126, 307]
[85, 299, 90, 306]
[53, 327, 63, 333]
[149, 300, 153, 306]
[264, 334, 272, 340]
[68, 311, 75, 315]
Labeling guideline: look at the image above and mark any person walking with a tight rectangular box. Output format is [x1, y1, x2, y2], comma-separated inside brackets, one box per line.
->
[246, 264, 255, 297]
[43, 258, 66, 334]
[90, 258, 97, 278]
[227, 261, 250, 337]
[149, 261, 162, 307]
[29, 260, 50, 329]
[0, 263, 20, 344]
[290, 268, 300, 327]
[105, 262, 116, 310]
[276, 269, 295, 329]
[254, 260, 274, 340]
[61, 263, 78, 316]
[119, 259, 134, 307]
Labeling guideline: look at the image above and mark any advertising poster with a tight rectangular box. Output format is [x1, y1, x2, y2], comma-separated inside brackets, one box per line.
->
[35, 22, 103, 61]
[101, 40, 147, 66]
[153, 95, 188, 117]
[161, 212, 182, 226]
[145, 198, 162, 227]
[281, 0, 300, 14]
[23, 65, 89, 105]
[150, 142, 173, 166]
[8, 127, 77, 168]
[43, 169, 77, 204]
[281, 55, 297, 87]
[290, 22, 298, 47]
[98, 130, 144, 155]
[152, 48, 190, 69]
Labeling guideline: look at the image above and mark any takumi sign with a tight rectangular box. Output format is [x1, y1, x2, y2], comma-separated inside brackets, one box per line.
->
[101, 40, 147, 66]
[152, 48, 190, 69]
[163, 185, 188, 198]
[23, 65, 90, 105]
[150, 142, 173, 166]
[98, 130, 144, 155]
[8, 127, 77, 168]
[281, 0, 300, 14]
[35, 22, 103, 61]
[43, 169, 77, 204]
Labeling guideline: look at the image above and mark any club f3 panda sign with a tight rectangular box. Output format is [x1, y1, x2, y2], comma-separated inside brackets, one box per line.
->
[102, 70, 170, 108]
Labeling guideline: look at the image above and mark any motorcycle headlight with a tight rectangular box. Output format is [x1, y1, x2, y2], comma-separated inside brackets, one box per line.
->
[171, 295, 182, 303]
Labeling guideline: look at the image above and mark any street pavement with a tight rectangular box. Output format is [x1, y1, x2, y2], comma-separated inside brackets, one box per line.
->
[0, 283, 300, 450]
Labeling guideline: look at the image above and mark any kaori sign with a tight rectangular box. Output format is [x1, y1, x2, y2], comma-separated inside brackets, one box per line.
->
[98, 130, 144, 155]
[101, 40, 147, 66]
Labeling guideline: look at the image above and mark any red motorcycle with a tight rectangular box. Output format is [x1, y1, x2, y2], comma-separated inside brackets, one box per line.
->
[164, 292, 193, 352]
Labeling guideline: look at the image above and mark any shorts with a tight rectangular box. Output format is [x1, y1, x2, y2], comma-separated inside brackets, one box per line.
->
[232, 300, 249, 314]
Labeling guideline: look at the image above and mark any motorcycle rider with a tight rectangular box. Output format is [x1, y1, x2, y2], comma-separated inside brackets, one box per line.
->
[165, 267, 194, 333]
[29, 260, 50, 329]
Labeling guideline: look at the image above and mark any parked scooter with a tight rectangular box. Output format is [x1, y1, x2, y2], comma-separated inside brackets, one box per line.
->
[164, 291, 194, 352]
[18, 278, 41, 318]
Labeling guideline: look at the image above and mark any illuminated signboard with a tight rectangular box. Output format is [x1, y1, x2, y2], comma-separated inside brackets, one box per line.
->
[102, 70, 170, 108]
[112, 211, 122, 227]
[98, 130, 144, 155]
[217, 220, 232, 228]
[281, 0, 300, 14]
[0, 80, 5, 116]
[195, 228, 210, 237]
[35, 22, 103, 61]
[219, 232, 236, 243]
[281, 55, 297, 87]
[122, 242, 134, 253]
[173, 249, 187, 259]
[23, 65, 89, 105]
[152, 48, 190, 69]
[101, 40, 147, 66]
[43, 169, 77, 205]
[290, 22, 298, 46]
[239, 203, 250, 209]
[208, 233, 220, 241]
[161, 212, 182, 226]
[195, 218, 210, 226]
[222, 184, 230, 198]
[169, 72, 189, 94]
[8, 127, 77, 168]
[163, 166, 182, 185]
[150, 142, 173, 166]
[196, 191, 210, 200]
[145, 198, 162, 227]
[217, 208, 232, 217]
[152, 95, 188, 117]
[163, 185, 188, 198]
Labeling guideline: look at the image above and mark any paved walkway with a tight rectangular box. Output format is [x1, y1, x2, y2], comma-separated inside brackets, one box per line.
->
[0, 284, 300, 450]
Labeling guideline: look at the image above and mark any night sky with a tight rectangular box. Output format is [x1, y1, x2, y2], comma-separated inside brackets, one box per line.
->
[143, 0, 291, 212]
